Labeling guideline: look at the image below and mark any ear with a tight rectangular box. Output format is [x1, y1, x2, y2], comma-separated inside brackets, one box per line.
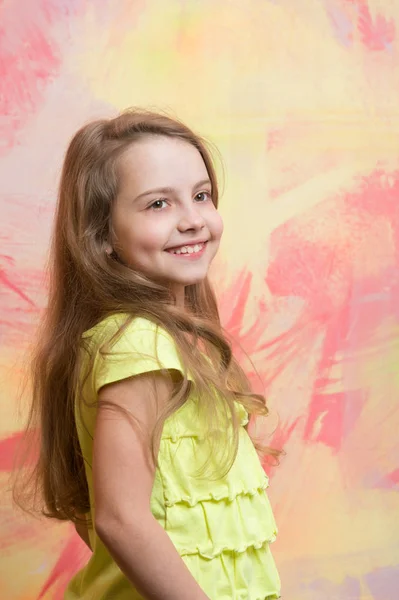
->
[105, 242, 113, 255]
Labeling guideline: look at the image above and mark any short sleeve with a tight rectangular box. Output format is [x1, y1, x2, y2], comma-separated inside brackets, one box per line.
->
[86, 314, 192, 394]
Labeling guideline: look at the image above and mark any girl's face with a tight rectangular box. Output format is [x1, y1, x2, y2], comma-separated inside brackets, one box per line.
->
[107, 136, 224, 302]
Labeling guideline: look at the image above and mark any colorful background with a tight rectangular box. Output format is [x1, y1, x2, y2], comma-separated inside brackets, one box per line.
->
[1, 0, 398, 598]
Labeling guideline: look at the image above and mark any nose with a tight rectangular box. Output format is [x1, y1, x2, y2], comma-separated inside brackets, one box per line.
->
[177, 204, 206, 232]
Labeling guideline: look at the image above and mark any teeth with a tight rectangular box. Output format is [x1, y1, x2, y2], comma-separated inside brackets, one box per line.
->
[172, 243, 203, 255]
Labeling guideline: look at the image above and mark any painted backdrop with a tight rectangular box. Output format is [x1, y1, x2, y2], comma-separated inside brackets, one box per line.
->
[1, 1, 398, 598]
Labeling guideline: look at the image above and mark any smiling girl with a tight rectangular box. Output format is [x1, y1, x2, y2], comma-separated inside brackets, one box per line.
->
[16, 109, 281, 600]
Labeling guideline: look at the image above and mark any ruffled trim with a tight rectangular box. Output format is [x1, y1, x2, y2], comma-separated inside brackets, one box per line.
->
[165, 479, 269, 508]
[164, 481, 278, 560]
[178, 536, 277, 559]
[159, 427, 269, 507]
[181, 541, 281, 599]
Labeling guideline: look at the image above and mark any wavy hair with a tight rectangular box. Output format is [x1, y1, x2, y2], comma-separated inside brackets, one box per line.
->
[13, 108, 280, 523]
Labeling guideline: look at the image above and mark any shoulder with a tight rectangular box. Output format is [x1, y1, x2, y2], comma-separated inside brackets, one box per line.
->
[81, 313, 191, 391]
[82, 313, 174, 352]
[83, 313, 158, 340]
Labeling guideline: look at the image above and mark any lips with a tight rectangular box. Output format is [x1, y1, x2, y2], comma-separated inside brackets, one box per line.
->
[165, 240, 208, 251]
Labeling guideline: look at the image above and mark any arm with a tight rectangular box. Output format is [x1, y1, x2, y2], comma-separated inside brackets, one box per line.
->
[93, 371, 210, 600]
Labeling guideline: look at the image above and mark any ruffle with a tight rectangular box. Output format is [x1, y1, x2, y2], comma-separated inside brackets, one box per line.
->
[164, 480, 268, 508]
[154, 385, 279, 597]
[159, 425, 268, 507]
[181, 537, 281, 599]
[164, 484, 278, 559]
[177, 537, 276, 560]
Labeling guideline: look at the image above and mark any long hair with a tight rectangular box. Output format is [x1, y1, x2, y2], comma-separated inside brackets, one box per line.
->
[13, 108, 280, 524]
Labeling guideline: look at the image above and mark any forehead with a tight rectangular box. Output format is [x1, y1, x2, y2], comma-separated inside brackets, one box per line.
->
[117, 135, 209, 192]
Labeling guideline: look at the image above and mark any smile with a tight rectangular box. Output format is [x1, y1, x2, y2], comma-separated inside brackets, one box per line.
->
[165, 241, 207, 257]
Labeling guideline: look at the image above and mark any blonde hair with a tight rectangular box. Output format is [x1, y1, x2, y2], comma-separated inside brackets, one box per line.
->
[13, 108, 280, 524]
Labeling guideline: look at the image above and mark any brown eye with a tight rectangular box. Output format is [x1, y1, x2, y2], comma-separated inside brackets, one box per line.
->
[195, 191, 211, 202]
[149, 199, 167, 210]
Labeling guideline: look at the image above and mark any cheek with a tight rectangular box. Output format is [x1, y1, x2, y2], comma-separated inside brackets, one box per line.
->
[138, 231, 163, 251]
[211, 212, 224, 240]
[120, 221, 163, 252]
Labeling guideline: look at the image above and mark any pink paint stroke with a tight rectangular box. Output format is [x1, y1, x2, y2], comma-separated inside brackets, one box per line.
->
[347, 0, 397, 50]
[0, 431, 39, 472]
[0, 0, 71, 153]
[357, 3, 396, 51]
[0, 267, 36, 307]
[330, 1, 395, 51]
[37, 534, 90, 600]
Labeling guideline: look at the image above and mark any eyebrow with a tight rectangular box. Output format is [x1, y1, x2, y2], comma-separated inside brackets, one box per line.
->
[133, 179, 212, 202]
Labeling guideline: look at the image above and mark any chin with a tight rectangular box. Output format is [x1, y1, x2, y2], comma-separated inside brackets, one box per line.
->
[176, 275, 207, 286]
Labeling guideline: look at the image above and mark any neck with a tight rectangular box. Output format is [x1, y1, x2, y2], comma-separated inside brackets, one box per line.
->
[171, 285, 185, 308]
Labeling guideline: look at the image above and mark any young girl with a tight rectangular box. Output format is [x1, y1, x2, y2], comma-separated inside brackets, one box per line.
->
[17, 109, 281, 599]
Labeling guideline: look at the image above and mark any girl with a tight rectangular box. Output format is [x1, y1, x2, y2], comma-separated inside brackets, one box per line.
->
[16, 109, 281, 599]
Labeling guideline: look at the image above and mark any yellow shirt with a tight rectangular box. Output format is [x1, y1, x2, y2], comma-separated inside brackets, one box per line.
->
[65, 314, 281, 599]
